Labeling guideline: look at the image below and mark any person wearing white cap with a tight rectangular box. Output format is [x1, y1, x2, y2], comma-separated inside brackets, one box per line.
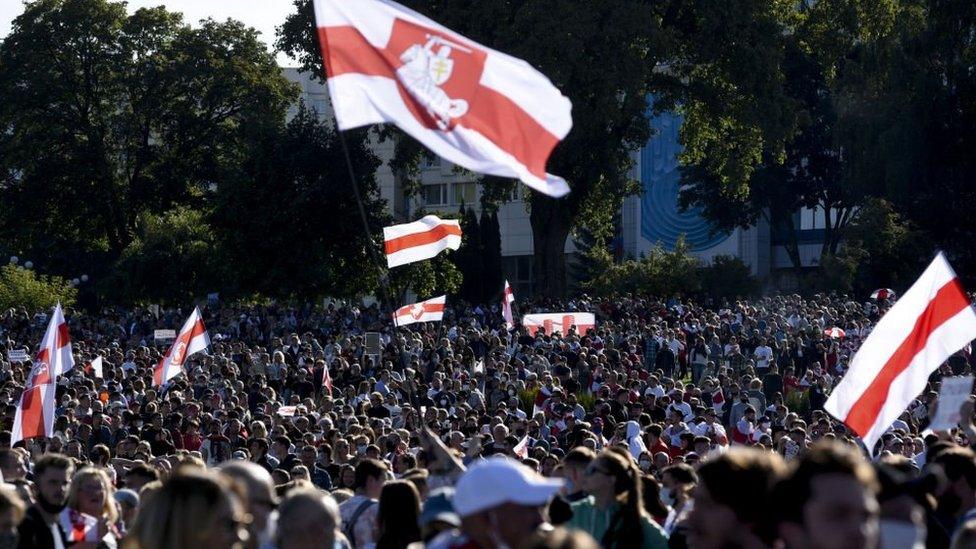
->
[426, 457, 565, 549]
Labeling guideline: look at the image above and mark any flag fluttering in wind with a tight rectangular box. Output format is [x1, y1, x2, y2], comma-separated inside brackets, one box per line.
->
[384, 215, 462, 268]
[393, 295, 446, 327]
[824, 327, 846, 339]
[12, 304, 74, 444]
[502, 280, 516, 330]
[825, 253, 976, 452]
[153, 307, 210, 386]
[89, 356, 103, 379]
[313, 0, 573, 197]
[322, 360, 334, 396]
[871, 288, 896, 301]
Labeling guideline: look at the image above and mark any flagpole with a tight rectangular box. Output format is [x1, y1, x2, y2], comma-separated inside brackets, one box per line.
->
[335, 129, 404, 367]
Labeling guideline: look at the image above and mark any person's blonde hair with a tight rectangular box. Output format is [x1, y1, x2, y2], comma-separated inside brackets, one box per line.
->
[67, 467, 118, 523]
[123, 469, 246, 549]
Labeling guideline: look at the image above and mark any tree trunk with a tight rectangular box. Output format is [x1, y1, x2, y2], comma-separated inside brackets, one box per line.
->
[530, 197, 572, 298]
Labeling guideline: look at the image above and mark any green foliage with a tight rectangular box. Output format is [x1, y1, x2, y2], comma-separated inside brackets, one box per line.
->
[388, 255, 463, 304]
[0, 0, 295, 282]
[453, 206, 483, 303]
[586, 236, 701, 297]
[699, 255, 761, 300]
[0, 265, 77, 311]
[104, 208, 222, 304]
[480, 210, 504, 300]
[211, 106, 386, 300]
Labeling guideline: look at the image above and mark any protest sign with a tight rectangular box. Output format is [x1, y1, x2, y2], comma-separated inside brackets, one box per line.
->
[930, 375, 975, 431]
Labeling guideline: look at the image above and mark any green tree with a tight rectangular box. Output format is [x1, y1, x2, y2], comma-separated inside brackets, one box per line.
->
[586, 236, 701, 297]
[451, 205, 483, 303]
[211, 106, 387, 300]
[0, 265, 78, 311]
[0, 0, 295, 278]
[277, 0, 666, 297]
[480, 209, 503, 301]
[698, 255, 761, 302]
[103, 207, 221, 304]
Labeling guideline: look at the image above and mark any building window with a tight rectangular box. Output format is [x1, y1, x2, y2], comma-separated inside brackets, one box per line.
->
[421, 156, 440, 171]
[421, 183, 448, 206]
[452, 182, 478, 205]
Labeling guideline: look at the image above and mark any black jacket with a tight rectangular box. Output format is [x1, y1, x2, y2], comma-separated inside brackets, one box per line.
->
[17, 506, 67, 549]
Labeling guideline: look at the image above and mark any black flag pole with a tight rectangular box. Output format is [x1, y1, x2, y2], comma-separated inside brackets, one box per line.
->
[335, 128, 404, 368]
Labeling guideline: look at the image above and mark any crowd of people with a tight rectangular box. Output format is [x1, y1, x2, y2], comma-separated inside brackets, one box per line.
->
[0, 293, 974, 548]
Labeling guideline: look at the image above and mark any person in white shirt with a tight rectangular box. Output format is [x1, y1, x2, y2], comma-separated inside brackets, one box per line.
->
[753, 338, 773, 371]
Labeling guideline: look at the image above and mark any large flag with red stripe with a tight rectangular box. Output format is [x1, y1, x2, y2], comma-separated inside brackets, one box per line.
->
[13, 303, 74, 444]
[502, 280, 516, 330]
[393, 295, 446, 327]
[313, 0, 573, 197]
[153, 307, 210, 386]
[384, 215, 462, 268]
[825, 253, 976, 451]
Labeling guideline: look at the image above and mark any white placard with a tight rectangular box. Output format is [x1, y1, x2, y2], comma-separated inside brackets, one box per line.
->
[6, 349, 28, 363]
[154, 329, 176, 341]
[930, 375, 975, 431]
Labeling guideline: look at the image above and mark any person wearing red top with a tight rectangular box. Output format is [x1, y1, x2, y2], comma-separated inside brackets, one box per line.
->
[182, 420, 203, 452]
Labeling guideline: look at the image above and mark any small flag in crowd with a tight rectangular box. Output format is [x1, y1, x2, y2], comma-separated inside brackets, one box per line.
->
[512, 434, 530, 459]
[59, 508, 99, 542]
[712, 389, 726, 414]
[322, 360, 333, 396]
[825, 253, 976, 452]
[384, 215, 462, 268]
[502, 280, 516, 330]
[393, 295, 446, 327]
[153, 307, 210, 387]
[313, 0, 573, 197]
[13, 303, 73, 444]
[90, 356, 103, 379]
[824, 327, 846, 339]
[871, 288, 896, 301]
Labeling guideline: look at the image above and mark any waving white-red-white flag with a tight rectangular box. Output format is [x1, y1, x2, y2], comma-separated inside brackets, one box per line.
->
[825, 253, 976, 451]
[322, 361, 333, 396]
[384, 215, 462, 268]
[313, 0, 573, 197]
[153, 307, 210, 386]
[393, 295, 446, 327]
[502, 280, 516, 330]
[13, 303, 74, 444]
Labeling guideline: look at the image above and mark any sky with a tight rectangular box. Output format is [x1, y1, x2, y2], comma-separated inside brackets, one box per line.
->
[0, 0, 300, 66]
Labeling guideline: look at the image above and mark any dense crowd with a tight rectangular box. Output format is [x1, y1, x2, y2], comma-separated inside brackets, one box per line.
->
[0, 294, 974, 549]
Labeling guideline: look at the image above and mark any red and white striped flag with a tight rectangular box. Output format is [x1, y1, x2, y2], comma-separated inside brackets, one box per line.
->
[59, 508, 99, 543]
[825, 253, 976, 451]
[712, 389, 726, 414]
[393, 295, 446, 327]
[153, 307, 210, 386]
[89, 356, 103, 379]
[313, 0, 573, 197]
[384, 215, 462, 268]
[512, 435, 530, 459]
[12, 304, 74, 444]
[322, 361, 333, 396]
[502, 280, 516, 331]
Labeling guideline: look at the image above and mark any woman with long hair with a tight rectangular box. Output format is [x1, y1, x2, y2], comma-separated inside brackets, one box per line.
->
[375, 480, 422, 549]
[66, 467, 120, 547]
[566, 450, 668, 548]
[123, 468, 249, 549]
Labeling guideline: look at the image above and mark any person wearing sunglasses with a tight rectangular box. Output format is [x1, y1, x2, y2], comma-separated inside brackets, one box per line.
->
[565, 448, 668, 548]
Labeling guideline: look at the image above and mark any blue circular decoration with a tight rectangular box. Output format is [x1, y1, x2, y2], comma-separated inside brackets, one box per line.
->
[640, 110, 729, 251]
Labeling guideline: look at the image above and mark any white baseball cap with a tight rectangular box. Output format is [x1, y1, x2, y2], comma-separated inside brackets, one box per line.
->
[453, 457, 564, 517]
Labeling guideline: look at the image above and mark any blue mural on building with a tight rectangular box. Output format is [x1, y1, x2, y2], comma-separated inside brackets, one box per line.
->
[640, 107, 729, 251]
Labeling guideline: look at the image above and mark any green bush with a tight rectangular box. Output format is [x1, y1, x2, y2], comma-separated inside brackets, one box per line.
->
[699, 255, 761, 299]
[586, 236, 701, 297]
[0, 264, 77, 311]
